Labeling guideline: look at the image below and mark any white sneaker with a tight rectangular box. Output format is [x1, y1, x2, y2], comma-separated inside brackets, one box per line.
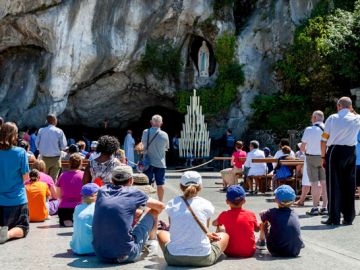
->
[145, 239, 159, 257]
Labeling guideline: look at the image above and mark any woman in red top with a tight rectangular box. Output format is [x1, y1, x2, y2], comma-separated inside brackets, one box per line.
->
[220, 141, 247, 191]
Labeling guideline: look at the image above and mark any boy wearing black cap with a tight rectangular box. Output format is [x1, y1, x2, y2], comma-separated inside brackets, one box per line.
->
[212, 186, 259, 257]
[258, 185, 304, 257]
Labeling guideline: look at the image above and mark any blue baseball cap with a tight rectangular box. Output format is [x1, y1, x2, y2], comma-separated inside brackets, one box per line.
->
[81, 183, 100, 197]
[226, 185, 246, 203]
[274, 185, 296, 204]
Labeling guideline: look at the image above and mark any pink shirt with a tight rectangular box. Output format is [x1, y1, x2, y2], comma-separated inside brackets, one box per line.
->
[56, 170, 84, 209]
[233, 150, 247, 169]
[25, 172, 54, 189]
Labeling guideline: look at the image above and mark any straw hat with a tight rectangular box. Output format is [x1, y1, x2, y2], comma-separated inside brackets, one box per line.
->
[133, 173, 156, 194]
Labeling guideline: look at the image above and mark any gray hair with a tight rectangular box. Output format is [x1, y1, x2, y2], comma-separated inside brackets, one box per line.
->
[337, 97, 352, 109]
[250, 140, 259, 149]
[151, 114, 163, 124]
[312, 110, 324, 122]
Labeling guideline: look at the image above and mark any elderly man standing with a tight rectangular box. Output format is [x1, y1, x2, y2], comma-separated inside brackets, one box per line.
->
[35, 114, 67, 181]
[300, 111, 328, 216]
[321, 97, 360, 225]
[142, 115, 169, 202]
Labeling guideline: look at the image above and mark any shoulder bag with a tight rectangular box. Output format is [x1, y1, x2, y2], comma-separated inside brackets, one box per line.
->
[136, 129, 159, 172]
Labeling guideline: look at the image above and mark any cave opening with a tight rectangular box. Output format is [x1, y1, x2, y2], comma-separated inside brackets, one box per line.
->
[59, 106, 184, 154]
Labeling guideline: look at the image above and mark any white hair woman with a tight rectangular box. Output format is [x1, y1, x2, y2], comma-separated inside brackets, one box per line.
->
[158, 171, 229, 267]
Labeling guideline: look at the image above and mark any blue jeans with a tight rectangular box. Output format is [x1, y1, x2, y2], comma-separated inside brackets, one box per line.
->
[100, 213, 155, 263]
[144, 166, 166, 186]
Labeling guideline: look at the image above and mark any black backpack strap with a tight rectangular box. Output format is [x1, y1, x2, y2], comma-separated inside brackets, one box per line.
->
[314, 124, 324, 131]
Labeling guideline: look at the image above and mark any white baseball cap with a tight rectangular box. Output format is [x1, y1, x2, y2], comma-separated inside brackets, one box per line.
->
[180, 171, 202, 186]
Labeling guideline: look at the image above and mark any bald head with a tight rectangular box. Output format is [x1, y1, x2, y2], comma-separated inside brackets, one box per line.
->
[337, 97, 352, 110]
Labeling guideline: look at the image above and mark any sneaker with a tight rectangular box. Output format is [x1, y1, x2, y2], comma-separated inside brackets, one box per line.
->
[256, 239, 266, 250]
[319, 208, 328, 215]
[306, 207, 319, 216]
[145, 239, 159, 257]
[0, 226, 9, 244]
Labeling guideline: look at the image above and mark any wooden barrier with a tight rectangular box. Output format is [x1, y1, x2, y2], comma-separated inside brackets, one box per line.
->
[29, 159, 89, 169]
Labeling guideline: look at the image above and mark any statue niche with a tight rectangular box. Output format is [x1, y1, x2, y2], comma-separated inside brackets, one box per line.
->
[198, 41, 209, 78]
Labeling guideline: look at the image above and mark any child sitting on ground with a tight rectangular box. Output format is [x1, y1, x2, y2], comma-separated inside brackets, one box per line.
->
[257, 185, 304, 257]
[212, 185, 259, 257]
[25, 169, 51, 222]
[70, 183, 99, 255]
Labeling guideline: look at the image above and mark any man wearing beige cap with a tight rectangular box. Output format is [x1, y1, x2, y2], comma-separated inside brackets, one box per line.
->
[92, 165, 164, 263]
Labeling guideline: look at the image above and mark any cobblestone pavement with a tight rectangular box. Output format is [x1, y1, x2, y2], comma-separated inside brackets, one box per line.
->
[1, 172, 360, 269]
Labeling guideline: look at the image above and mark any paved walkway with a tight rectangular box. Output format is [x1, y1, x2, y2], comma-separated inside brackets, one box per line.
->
[1, 172, 360, 269]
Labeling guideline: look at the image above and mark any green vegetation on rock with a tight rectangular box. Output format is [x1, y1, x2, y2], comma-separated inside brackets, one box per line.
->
[251, 0, 360, 135]
[137, 39, 182, 80]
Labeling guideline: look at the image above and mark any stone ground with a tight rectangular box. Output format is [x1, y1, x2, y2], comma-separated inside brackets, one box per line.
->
[1, 172, 360, 270]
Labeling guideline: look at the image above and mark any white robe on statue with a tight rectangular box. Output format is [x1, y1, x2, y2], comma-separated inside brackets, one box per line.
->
[124, 133, 135, 165]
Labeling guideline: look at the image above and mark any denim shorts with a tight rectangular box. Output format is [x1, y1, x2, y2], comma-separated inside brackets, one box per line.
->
[108, 213, 155, 264]
[144, 166, 166, 186]
[0, 203, 29, 236]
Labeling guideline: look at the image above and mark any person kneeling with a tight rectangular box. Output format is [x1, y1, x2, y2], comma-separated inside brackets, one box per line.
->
[25, 169, 51, 222]
[157, 171, 229, 267]
[92, 165, 164, 263]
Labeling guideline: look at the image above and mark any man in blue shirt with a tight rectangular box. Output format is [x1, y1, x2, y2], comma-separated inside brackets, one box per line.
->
[92, 165, 164, 263]
[35, 114, 67, 180]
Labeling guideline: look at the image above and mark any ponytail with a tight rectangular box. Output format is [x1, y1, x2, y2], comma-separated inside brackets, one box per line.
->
[180, 184, 201, 200]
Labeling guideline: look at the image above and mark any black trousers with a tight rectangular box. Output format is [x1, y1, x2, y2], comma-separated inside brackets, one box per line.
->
[325, 145, 356, 223]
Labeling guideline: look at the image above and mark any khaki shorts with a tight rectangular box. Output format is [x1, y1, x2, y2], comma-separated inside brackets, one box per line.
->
[306, 155, 325, 183]
[163, 242, 222, 267]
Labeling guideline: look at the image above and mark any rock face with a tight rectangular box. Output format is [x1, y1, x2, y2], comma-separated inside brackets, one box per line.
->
[225, 0, 321, 139]
[0, 0, 318, 135]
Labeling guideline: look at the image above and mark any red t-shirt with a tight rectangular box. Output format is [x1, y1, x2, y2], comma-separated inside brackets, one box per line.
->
[232, 150, 247, 169]
[217, 208, 259, 257]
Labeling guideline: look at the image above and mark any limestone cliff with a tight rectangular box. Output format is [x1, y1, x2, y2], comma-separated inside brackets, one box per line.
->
[0, 0, 318, 135]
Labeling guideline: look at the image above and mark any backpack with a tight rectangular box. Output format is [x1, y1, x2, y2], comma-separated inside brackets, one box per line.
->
[275, 156, 292, 180]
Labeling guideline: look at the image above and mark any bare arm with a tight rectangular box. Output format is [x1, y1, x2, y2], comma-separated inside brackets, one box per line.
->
[212, 218, 219, 227]
[22, 173, 29, 182]
[49, 185, 58, 199]
[56, 187, 62, 200]
[300, 142, 306, 153]
[146, 198, 165, 213]
[321, 141, 327, 158]
[82, 163, 92, 184]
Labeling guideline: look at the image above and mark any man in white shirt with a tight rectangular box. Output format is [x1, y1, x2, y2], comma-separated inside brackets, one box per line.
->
[300, 110, 327, 216]
[35, 114, 67, 180]
[321, 97, 360, 225]
[244, 140, 266, 194]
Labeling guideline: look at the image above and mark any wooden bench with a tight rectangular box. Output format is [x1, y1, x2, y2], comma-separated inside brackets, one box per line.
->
[29, 159, 89, 170]
[251, 158, 304, 194]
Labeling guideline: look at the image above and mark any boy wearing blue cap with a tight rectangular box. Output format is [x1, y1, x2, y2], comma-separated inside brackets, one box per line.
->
[212, 186, 259, 257]
[70, 183, 99, 255]
[257, 185, 304, 257]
